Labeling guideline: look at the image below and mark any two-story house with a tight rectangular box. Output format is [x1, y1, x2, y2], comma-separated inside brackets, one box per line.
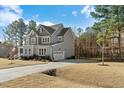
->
[18, 24, 75, 60]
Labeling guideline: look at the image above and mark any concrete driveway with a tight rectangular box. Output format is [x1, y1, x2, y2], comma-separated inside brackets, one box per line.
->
[0, 62, 75, 83]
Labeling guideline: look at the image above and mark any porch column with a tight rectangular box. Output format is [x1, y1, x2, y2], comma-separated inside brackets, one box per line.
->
[37, 36, 39, 45]
[18, 47, 20, 57]
[32, 45, 33, 56]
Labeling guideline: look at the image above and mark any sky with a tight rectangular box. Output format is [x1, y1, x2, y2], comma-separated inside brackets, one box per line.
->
[0, 5, 96, 41]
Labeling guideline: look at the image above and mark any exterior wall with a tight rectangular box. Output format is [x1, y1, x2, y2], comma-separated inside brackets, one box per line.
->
[19, 24, 75, 60]
[63, 29, 75, 58]
[18, 45, 52, 58]
[38, 36, 51, 45]
[51, 25, 64, 43]
[52, 29, 75, 58]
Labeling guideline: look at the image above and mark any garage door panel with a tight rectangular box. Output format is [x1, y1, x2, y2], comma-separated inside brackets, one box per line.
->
[53, 51, 64, 61]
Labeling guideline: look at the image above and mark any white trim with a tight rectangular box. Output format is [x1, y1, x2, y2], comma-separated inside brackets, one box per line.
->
[58, 36, 63, 41]
[31, 37, 36, 44]
[52, 42, 64, 46]
[26, 38, 29, 45]
[42, 36, 50, 44]
[37, 37, 39, 44]
[27, 30, 38, 37]
[38, 47, 47, 56]
[53, 51, 65, 60]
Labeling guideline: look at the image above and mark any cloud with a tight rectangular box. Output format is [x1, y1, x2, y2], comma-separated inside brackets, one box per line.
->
[40, 21, 54, 26]
[0, 5, 22, 26]
[32, 14, 39, 20]
[81, 5, 95, 18]
[1, 5, 23, 15]
[72, 10, 78, 16]
[25, 19, 54, 26]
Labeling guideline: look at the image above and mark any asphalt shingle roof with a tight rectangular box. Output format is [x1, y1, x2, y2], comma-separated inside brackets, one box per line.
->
[57, 28, 69, 36]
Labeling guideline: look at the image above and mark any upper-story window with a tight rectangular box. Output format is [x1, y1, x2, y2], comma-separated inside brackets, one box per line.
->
[31, 38, 36, 44]
[26, 39, 29, 45]
[42, 37, 50, 43]
[58, 36, 62, 41]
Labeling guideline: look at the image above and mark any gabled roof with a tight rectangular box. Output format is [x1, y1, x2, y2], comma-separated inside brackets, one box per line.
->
[37, 24, 55, 35]
[50, 24, 63, 30]
[26, 24, 71, 36]
[57, 28, 69, 36]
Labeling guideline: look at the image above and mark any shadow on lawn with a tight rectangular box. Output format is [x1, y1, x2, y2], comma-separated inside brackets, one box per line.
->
[58, 59, 100, 63]
[58, 58, 124, 64]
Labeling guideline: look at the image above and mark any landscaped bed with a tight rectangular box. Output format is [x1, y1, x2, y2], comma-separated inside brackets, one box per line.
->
[0, 58, 48, 69]
[0, 60, 124, 88]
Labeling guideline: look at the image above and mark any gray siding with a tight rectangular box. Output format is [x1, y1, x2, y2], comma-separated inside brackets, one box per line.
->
[51, 25, 64, 43]
[53, 29, 75, 58]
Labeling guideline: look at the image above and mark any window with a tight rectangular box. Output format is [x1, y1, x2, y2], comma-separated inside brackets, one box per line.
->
[42, 37, 50, 43]
[41, 48, 44, 55]
[44, 48, 46, 55]
[39, 48, 47, 56]
[39, 49, 41, 55]
[48, 38, 49, 42]
[20, 48, 23, 54]
[25, 49, 27, 55]
[42, 38, 45, 43]
[58, 36, 62, 41]
[26, 39, 29, 45]
[31, 38, 36, 44]
[29, 49, 31, 55]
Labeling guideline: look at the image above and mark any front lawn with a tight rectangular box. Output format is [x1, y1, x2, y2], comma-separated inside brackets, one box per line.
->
[0, 58, 48, 69]
[0, 60, 124, 88]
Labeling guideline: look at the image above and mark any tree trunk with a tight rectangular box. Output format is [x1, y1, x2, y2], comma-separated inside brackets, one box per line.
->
[102, 42, 105, 65]
[118, 30, 122, 61]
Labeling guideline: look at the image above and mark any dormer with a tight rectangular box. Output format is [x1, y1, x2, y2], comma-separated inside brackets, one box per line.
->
[27, 30, 38, 37]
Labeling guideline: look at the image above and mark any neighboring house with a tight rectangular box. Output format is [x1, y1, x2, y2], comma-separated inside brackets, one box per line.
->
[0, 43, 13, 58]
[18, 24, 75, 60]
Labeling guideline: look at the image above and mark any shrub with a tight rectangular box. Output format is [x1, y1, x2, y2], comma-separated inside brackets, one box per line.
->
[20, 55, 51, 61]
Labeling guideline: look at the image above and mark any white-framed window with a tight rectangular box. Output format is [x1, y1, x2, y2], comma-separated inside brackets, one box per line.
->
[39, 48, 47, 56]
[42, 37, 50, 43]
[26, 39, 29, 45]
[20, 48, 23, 54]
[58, 36, 62, 41]
[25, 49, 27, 55]
[29, 49, 31, 55]
[31, 38, 36, 44]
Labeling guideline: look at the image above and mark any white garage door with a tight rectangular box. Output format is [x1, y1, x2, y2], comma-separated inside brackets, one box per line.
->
[53, 51, 65, 61]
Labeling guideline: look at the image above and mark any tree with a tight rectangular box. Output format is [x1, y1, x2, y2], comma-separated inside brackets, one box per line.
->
[110, 6, 124, 61]
[91, 5, 124, 61]
[3, 21, 19, 46]
[17, 18, 27, 46]
[77, 28, 83, 38]
[28, 20, 37, 31]
[4, 18, 27, 46]
[92, 20, 109, 65]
